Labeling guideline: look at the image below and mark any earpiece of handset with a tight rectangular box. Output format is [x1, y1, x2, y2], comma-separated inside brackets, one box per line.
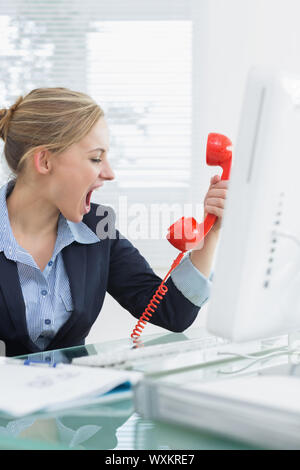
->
[203, 133, 232, 236]
[167, 133, 232, 251]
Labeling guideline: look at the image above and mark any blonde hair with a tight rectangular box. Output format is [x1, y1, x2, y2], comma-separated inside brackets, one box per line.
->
[0, 87, 104, 177]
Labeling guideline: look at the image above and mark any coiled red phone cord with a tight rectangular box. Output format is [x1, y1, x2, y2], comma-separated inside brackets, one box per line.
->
[131, 251, 186, 342]
[130, 133, 232, 343]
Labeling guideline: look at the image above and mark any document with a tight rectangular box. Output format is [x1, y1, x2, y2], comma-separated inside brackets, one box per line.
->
[0, 360, 141, 417]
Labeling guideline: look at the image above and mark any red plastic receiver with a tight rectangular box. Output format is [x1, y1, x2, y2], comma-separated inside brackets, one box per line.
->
[130, 133, 232, 341]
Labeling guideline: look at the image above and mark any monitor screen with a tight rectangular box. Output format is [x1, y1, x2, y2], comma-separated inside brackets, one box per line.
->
[207, 68, 300, 342]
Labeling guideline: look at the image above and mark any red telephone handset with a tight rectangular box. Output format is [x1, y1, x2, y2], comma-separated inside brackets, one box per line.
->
[130, 133, 232, 341]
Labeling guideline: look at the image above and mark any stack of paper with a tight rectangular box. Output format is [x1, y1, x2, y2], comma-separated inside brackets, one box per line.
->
[0, 360, 141, 417]
[134, 374, 300, 449]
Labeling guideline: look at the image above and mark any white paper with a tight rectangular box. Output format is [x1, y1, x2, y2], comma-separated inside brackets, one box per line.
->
[187, 375, 300, 415]
[0, 362, 141, 417]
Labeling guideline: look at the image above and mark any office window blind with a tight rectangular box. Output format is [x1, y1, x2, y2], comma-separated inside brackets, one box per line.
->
[0, 0, 195, 266]
[87, 21, 191, 191]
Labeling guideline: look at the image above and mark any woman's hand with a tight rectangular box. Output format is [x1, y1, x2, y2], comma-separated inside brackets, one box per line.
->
[189, 174, 229, 277]
[203, 174, 229, 233]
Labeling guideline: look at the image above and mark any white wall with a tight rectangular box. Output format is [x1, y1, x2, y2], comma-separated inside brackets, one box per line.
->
[89, 0, 300, 344]
[193, 0, 300, 194]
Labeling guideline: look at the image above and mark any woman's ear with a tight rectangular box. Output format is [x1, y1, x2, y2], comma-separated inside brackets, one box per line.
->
[33, 148, 52, 175]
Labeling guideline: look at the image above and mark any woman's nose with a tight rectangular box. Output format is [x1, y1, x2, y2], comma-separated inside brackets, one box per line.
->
[100, 160, 115, 181]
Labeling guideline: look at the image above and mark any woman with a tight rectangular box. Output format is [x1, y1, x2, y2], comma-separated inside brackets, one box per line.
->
[0, 88, 228, 357]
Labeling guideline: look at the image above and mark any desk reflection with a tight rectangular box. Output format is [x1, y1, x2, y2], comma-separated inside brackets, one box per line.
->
[0, 399, 134, 450]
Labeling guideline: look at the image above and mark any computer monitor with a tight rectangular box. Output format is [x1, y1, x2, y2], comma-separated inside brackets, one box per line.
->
[207, 68, 300, 342]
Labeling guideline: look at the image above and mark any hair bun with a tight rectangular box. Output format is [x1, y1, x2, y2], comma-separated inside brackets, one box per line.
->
[0, 96, 23, 141]
[0, 108, 8, 141]
[0, 108, 8, 117]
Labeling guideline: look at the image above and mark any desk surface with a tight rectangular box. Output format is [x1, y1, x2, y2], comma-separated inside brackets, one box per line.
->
[0, 328, 289, 450]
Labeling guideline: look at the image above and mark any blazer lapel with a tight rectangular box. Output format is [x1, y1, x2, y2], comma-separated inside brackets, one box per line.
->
[0, 253, 40, 353]
[48, 242, 87, 349]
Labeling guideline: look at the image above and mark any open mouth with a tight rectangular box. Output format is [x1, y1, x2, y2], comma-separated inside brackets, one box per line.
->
[85, 190, 93, 213]
[84, 183, 103, 214]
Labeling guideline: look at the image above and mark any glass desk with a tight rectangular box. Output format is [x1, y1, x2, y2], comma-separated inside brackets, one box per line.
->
[0, 328, 293, 450]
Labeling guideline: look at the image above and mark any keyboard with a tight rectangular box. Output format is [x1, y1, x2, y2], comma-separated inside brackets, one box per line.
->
[72, 335, 228, 371]
[72, 334, 289, 374]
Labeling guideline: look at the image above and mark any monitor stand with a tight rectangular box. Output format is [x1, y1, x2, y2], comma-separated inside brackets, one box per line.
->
[259, 363, 300, 377]
[259, 331, 300, 377]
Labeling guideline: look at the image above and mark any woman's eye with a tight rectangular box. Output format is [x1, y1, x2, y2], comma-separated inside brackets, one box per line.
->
[91, 158, 102, 163]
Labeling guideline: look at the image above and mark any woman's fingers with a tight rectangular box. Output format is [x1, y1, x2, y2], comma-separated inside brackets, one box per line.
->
[210, 179, 229, 189]
[204, 175, 229, 222]
[210, 174, 221, 186]
[205, 197, 225, 209]
[205, 188, 227, 199]
[204, 205, 224, 218]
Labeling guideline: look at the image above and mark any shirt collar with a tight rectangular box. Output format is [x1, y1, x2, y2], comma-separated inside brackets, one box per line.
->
[66, 218, 100, 244]
[0, 180, 100, 257]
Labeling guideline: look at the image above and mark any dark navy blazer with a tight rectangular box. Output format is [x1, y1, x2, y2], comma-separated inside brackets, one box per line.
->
[0, 203, 200, 357]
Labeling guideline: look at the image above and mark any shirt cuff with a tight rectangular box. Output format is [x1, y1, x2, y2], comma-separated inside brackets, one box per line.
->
[170, 252, 212, 307]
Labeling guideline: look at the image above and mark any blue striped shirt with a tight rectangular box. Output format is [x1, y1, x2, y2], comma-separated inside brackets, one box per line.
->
[0, 180, 211, 352]
[0, 181, 100, 350]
